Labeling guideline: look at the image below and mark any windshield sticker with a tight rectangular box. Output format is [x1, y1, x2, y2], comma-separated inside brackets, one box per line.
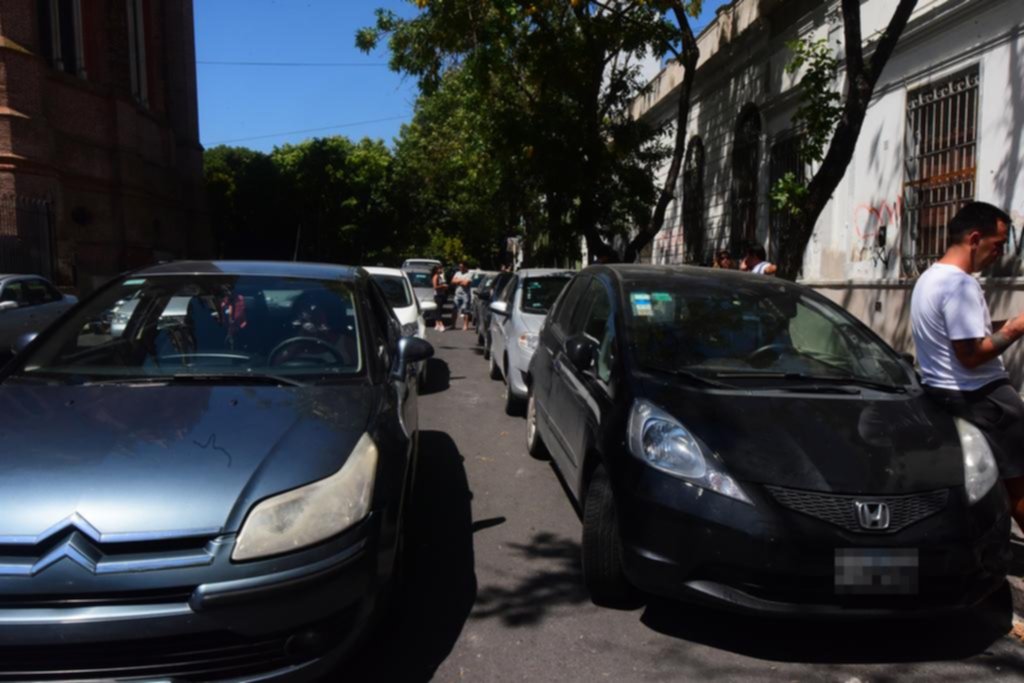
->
[123, 279, 146, 286]
[631, 292, 653, 316]
[652, 292, 672, 302]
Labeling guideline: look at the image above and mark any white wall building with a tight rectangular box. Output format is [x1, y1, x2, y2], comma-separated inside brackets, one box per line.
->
[635, 0, 1024, 375]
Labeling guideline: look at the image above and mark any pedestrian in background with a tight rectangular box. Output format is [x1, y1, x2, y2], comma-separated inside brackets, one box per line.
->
[740, 244, 777, 275]
[451, 262, 473, 331]
[431, 264, 448, 332]
[713, 249, 735, 269]
[910, 201, 1024, 531]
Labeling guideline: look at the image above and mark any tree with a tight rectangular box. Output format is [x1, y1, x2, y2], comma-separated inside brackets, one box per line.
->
[357, 0, 703, 265]
[771, 0, 918, 280]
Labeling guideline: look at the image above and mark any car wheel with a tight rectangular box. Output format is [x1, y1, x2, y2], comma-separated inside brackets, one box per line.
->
[489, 350, 502, 380]
[582, 466, 637, 608]
[482, 334, 491, 359]
[526, 393, 549, 460]
[504, 372, 524, 417]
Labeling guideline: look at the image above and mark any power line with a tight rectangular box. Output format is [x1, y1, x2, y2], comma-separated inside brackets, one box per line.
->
[197, 60, 389, 67]
[207, 116, 409, 145]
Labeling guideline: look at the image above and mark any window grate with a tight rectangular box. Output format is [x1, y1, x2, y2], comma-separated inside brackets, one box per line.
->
[902, 67, 979, 276]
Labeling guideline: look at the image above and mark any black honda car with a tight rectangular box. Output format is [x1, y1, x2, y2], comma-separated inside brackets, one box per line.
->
[0, 261, 432, 679]
[526, 264, 1009, 617]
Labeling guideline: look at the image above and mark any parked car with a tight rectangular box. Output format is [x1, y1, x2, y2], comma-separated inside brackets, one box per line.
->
[401, 258, 441, 272]
[366, 266, 428, 383]
[488, 268, 573, 414]
[526, 264, 1009, 615]
[0, 261, 433, 680]
[475, 271, 513, 350]
[0, 274, 77, 356]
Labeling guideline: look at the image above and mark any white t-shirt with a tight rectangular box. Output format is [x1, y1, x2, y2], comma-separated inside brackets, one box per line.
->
[752, 262, 772, 274]
[910, 263, 1007, 390]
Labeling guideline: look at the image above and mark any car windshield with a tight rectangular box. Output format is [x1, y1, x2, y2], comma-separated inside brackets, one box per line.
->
[406, 271, 433, 288]
[372, 274, 412, 308]
[625, 280, 911, 388]
[520, 276, 571, 315]
[12, 274, 363, 383]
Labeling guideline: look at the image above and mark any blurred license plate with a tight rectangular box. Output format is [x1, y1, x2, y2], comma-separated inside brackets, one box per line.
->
[834, 548, 918, 595]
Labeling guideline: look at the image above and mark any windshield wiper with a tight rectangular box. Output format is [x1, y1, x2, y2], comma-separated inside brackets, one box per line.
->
[714, 372, 906, 393]
[79, 373, 306, 387]
[643, 365, 735, 389]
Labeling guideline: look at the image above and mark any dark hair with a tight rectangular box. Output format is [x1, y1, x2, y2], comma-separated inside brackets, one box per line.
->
[746, 244, 767, 261]
[947, 202, 1012, 246]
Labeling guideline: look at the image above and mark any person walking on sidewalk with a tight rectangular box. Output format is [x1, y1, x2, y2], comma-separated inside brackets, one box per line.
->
[910, 201, 1024, 530]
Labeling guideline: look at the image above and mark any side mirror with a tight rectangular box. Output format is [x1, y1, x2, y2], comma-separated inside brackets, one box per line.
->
[489, 301, 509, 316]
[392, 336, 434, 379]
[478, 290, 492, 303]
[12, 332, 37, 354]
[0, 301, 17, 312]
[565, 334, 597, 373]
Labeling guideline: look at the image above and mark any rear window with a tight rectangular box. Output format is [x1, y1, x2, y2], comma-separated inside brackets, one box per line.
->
[406, 271, 432, 288]
[520, 277, 571, 314]
[371, 274, 412, 308]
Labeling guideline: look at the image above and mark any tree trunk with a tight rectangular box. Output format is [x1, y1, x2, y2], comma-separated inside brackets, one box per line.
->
[623, 3, 699, 264]
[775, 0, 918, 280]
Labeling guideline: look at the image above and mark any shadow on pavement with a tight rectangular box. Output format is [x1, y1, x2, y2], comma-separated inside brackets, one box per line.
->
[641, 582, 1019, 668]
[340, 430, 477, 681]
[472, 532, 589, 627]
[419, 358, 450, 395]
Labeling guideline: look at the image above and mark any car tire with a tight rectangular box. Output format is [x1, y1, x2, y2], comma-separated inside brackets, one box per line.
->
[504, 374, 524, 417]
[489, 350, 502, 380]
[483, 334, 491, 360]
[526, 393, 549, 460]
[582, 466, 637, 608]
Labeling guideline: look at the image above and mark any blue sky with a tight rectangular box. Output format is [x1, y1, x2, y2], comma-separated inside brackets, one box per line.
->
[194, 1, 727, 152]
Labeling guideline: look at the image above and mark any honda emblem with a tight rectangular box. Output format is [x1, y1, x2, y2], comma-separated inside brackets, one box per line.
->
[855, 501, 891, 530]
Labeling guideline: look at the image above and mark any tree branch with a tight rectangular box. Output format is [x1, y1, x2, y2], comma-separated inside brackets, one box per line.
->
[867, 0, 916, 88]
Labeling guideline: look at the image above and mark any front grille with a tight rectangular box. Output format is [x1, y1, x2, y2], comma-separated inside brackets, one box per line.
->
[765, 486, 949, 533]
[0, 632, 292, 681]
[0, 586, 194, 608]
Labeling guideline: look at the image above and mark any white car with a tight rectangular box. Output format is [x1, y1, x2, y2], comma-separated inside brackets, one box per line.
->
[365, 267, 429, 381]
[401, 258, 442, 272]
[488, 268, 574, 415]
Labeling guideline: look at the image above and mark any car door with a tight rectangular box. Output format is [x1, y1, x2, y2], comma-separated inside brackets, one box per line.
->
[490, 275, 517, 368]
[533, 274, 591, 472]
[548, 277, 617, 495]
[0, 280, 30, 348]
[21, 278, 68, 333]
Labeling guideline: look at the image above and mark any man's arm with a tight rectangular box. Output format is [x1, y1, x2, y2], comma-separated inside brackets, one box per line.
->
[952, 314, 1024, 368]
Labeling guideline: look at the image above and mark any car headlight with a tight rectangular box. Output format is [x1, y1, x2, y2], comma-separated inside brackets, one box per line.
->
[401, 322, 418, 337]
[627, 400, 751, 504]
[955, 418, 999, 505]
[518, 333, 538, 353]
[232, 433, 378, 561]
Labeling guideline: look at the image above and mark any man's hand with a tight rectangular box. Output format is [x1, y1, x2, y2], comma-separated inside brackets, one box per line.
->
[953, 312, 1024, 368]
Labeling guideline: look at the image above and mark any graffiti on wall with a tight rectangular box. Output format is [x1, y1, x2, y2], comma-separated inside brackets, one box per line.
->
[851, 196, 902, 269]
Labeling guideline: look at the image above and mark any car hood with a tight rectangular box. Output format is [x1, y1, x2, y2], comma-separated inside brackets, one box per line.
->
[642, 379, 964, 494]
[0, 384, 377, 540]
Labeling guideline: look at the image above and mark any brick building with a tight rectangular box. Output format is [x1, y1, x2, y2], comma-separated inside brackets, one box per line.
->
[0, 0, 209, 292]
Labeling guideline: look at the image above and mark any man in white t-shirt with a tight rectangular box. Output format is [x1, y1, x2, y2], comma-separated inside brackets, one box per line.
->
[910, 201, 1024, 530]
[740, 245, 777, 275]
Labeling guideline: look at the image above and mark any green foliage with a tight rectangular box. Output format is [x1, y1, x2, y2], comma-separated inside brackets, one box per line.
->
[357, 0, 702, 264]
[203, 136, 401, 265]
[771, 38, 843, 217]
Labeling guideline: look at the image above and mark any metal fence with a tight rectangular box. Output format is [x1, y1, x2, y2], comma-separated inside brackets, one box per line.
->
[0, 194, 55, 278]
[901, 67, 979, 276]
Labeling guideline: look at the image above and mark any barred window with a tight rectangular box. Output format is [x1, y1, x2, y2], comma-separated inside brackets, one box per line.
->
[902, 67, 979, 275]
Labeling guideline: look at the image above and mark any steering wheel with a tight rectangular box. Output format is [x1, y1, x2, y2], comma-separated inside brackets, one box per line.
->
[268, 336, 347, 367]
[745, 343, 798, 367]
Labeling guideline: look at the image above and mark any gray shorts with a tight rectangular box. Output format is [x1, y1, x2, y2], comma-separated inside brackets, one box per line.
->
[924, 379, 1024, 480]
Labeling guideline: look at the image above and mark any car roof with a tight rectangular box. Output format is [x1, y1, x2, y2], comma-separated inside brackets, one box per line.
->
[363, 266, 407, 277]
[132, 260, 360, 280]
[514, 268, 576, 279]
[588, 263, 802, 292]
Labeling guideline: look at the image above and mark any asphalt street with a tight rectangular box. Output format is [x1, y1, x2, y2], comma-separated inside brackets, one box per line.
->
[348, 327, 1024, 682]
